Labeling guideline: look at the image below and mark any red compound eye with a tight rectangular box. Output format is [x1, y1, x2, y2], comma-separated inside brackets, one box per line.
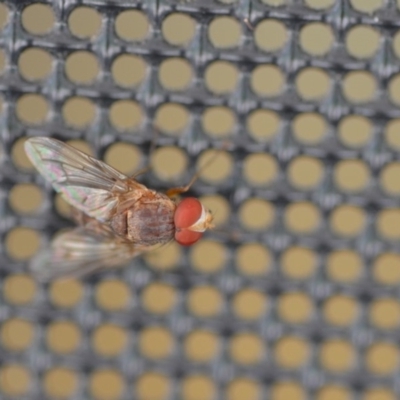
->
[174, 197, 203, 230]
[175, 229, 203, 246]
[174, 197, 204, 246]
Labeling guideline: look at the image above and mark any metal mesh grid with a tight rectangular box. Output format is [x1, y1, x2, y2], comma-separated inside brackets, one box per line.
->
[2, 0, 400, 399]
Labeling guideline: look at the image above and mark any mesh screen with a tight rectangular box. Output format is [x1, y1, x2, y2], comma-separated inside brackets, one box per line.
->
[1, 0, 400, 399]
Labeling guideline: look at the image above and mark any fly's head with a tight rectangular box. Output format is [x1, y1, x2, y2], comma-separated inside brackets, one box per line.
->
[173, 197, 214, 246]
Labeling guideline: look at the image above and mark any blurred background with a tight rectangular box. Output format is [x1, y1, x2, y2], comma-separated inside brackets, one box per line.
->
[1, 0, 400, 399]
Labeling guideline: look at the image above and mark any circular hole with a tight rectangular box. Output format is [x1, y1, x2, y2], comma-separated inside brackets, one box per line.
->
[393, 30, 400, 59]
[204, 60, 239, 95]
[22, 3, 55, 36]
[5, 227, 40, 260]
[292, 112, 327, 145]
[380, 162, 400, 196]
[109, 100, 143, 132]
[49, 279, 84, 308]
[208, 16, 241, 49]
[350, 0, 384, 14]
[362, 388, 396, 400]
[388, 73, 400, 106]
[92, 324, 128, 357]
[151, 146, 187, 181]
[366, 342, 399, 375]
[251, 64, 285, 97]
[296, 67, 331, 101]
[287, 156, 324, 190]
[142, 282, 176, 315]
[377, 209, 400, 240]
[115, 10, 149, 42]
[247, 109, 280, 143]
[373, 253, 400, 285]
[226, 378, 261, 400]
[232, 289, 267, 320]
[236, 243, 271, 276]
[0, 48, 6, 75]
[230, 333, 265, 365]
[111, 54, 147, 89]
[346, 25, 380, 59]
[136, 372, 170, 400]
[144, 242, 181, 271]
[43, 368, 77, 399]
[284, 202, 321, 235]
[281, 246, 317, 280]
[0, 365, 31, 396]
[338, 115, 372, 149]
[187, 286, 223, 318]
[199, 194, 230, 227]
[0, 3, 9, 31]
[158, 58, 193, 91]
[304, 0, 335, 9]
[271, 382, 305, 400]
[369, 298, 400, 330]
[46, 321, 81, 354]
[278, 292, 313, 324]
[139, 327, 174, 359]
[323, 295, 359, 327]
[62, 96, 97, 129]
[196, 149, 233, 184]
[327, 249, 362, 283]
[254, 19, 287, 53]
[334, 160, 370, 193]
[190, 240, 226, 273]
[9, 183, 43, 214]
[3, 274, 36, 305]
[320, 340, 355, 372]
[18, 47, 53, 82]
[65, 51, 100, 85]
[201, 106, 236, 138]
[274, 336, 310, 369]
[154, 103, 189, 136]
[68, 6, 102, 40]
[317, 385, 351, 400]
[95, 279, 131, 311]
[330, 205, 366, 238]
[163, 13, 196, 47]
[385, 119, 400, 151]
[300, 22, 334, 56]
[184, 330, 219, 363]
[342, 71, 377, 104]
[243, 153, 278, 187]
[1, 319, 34, 352]
[16, 94, 49, 125]
[104, 142, 142, 176]
[181, 376, 216, 400]
[238, 198, 275, 232]
[90, 370, 124, 400]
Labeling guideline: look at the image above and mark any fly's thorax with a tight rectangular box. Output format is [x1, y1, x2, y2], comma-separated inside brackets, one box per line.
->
[126, 192, 176, 246]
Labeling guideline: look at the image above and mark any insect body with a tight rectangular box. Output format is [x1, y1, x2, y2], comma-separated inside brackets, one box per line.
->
[24, 137, 214, 281]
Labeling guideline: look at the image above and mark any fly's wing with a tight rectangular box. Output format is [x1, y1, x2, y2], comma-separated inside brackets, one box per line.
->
[24, 137, 147, 223]
[29, 228, 143, 282]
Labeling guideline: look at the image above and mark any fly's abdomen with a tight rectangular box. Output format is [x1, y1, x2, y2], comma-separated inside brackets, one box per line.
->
[127, 194, 175, 246]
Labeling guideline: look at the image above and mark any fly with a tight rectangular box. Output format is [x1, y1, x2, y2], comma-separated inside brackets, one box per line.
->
[24, 137, 214, 281]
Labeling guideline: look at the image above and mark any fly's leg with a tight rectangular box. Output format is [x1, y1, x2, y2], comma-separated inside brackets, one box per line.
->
[130, 129, 161, 179]
[166, 142, 230, 198]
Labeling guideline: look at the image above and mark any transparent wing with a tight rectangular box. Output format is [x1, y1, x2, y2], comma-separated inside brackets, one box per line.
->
[24, 137, 146, 223]
[29, 228, 142, 282]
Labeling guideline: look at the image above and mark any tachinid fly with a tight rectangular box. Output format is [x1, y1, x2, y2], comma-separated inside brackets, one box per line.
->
[24, 137, 214, 281]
